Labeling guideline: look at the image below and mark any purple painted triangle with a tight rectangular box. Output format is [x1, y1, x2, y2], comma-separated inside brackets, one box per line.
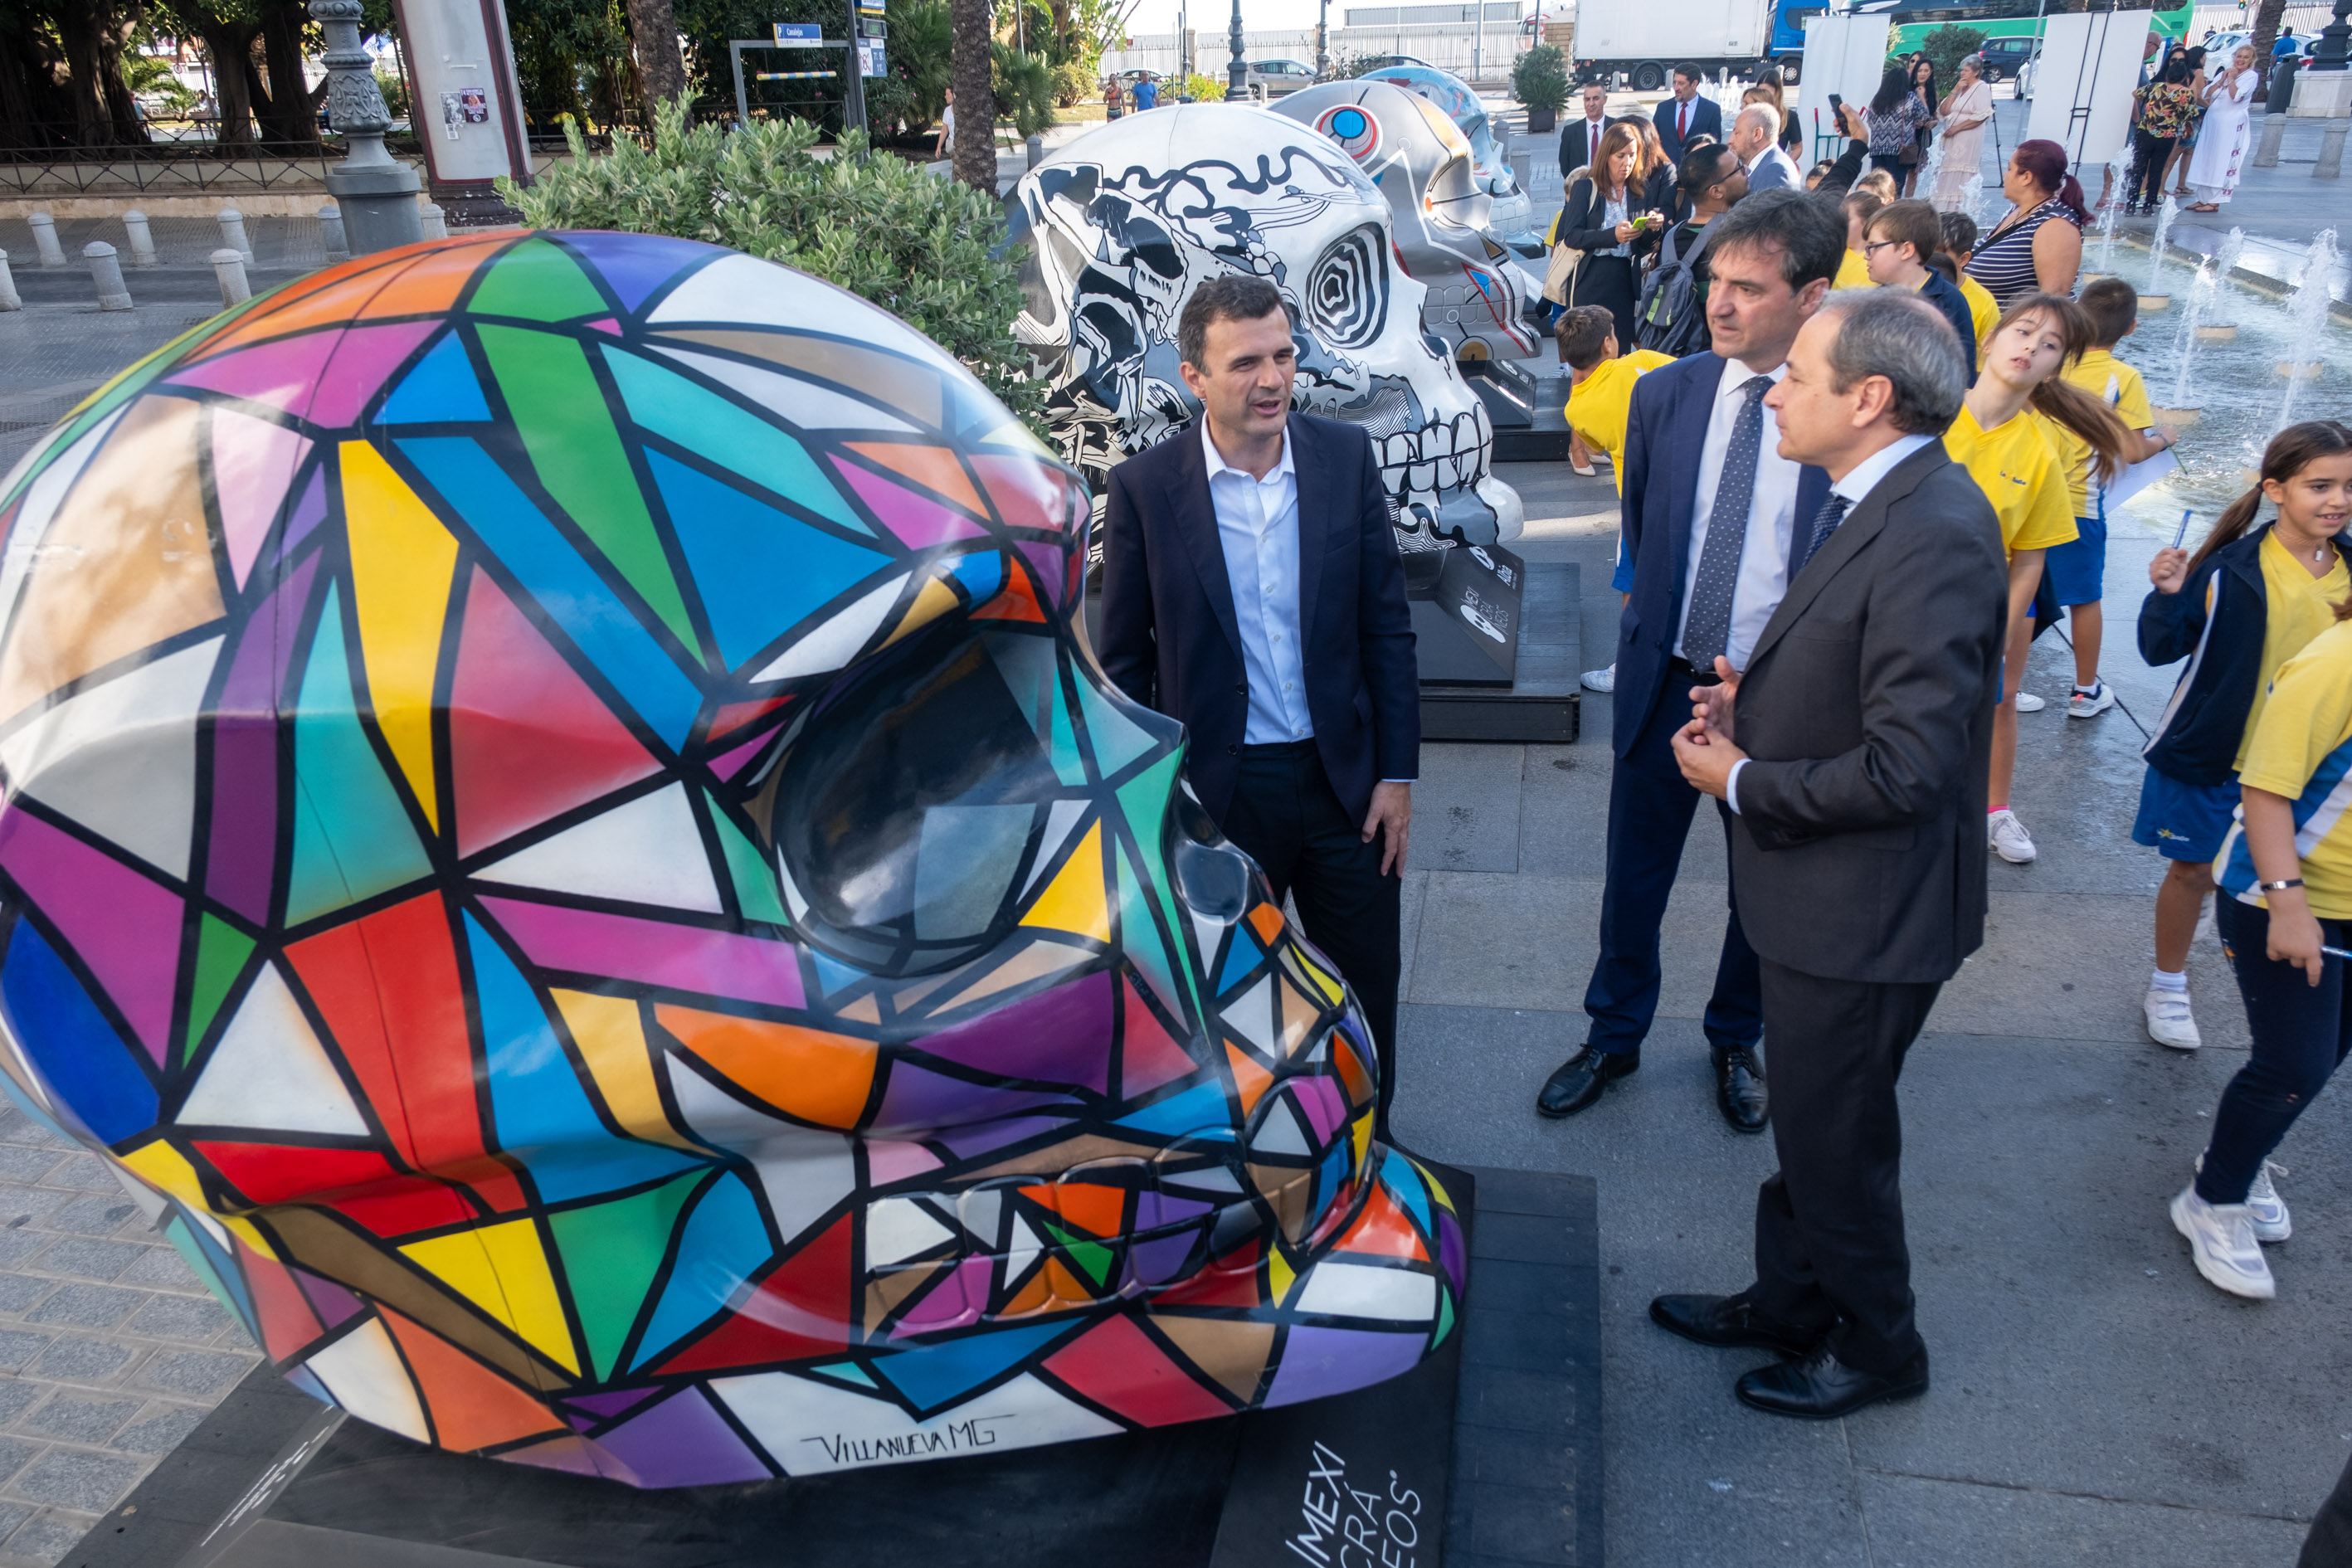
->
[709, 729, 769, 781]
[292, 1268, 364, 1328]
[504, 1434, 614, 1478]
[585, 317, 621, 336]
[275, 466, 329, 558]
[167, 322, 437, 429]
[555, 231, 724, 314]
[566, 1386, 661, 1419]
[591, 1388, 769, 1486]
[0, 810, 183, 1063]
[874, 1063, 1077, 1136]
[913, 970, 1112, 1093]
[1017, 543, 1064, 608]
[207, 549, 321, 923]
[832, 458, 992, 551]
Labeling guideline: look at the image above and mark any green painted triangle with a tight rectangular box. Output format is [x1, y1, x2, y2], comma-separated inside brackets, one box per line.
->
[1434, 1286, 1455, 1346]
[1040, 1219, 1114, 1290]
[465, 237, 611, 323]
[811, 1360, 877, 1389]
[1115, 838, 1191, 1017]
[475, 324, 699, 651]
[548, 1172, 704, 1379]
[181, 916, 256, 1066]
[286, 584, 432, 925]
[709, 798, 788, 925]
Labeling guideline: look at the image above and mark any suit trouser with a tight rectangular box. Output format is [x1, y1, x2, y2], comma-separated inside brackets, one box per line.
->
[1218, 743, 1402, 1129]
[2299, 1447, 2352, 1568]
[1751, 959, 1941, 1376]
[1580, 692, 1763, 1054]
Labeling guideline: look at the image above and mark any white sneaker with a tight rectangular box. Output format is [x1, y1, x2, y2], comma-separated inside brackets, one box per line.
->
[2197, 1154, 2290, 1241]
[2144, 986, 2200, 1050]
[1988, 809, 2038, 864]
[2067, 684, 2116, 718]
[2169, 1184, 2276, 1298]
[2014, 691, 2047, 712]
[1580, 665, 1615, 693]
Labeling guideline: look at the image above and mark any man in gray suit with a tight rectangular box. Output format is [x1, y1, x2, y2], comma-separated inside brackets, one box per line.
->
[1648, 290, 2007, 1420]
[1730, 104, 1803, 192]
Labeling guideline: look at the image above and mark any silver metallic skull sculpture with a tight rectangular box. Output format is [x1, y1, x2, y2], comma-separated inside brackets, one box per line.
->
[1008, 104, 1524, 551]
[1356, 65, 1542, 254]
[1273, 80, 1540, 366]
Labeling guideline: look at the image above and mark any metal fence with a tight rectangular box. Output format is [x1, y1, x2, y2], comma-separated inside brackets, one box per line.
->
[1103, 23, 1535, 80]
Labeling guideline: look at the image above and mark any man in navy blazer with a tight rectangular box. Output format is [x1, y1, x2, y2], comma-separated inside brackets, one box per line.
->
[1098, 275, 1419, 1127]
[1657, 66, 1726, 168]
[1536, 189, 1843, 1132]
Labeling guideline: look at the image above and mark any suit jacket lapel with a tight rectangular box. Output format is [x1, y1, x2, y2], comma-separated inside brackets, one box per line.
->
[1747, 443, 1941, 670]
[1667, 355, 1722, 608]
[1173, 426, 1244, 662]
[1293, 421, 1327, 656]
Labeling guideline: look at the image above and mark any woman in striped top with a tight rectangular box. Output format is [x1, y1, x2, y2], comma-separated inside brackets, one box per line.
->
[1965, 139, 2085, 309]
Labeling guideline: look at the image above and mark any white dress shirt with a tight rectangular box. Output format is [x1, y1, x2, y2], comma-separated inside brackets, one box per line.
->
[1673, 356, 1801, 673]
[1201, 423, 1313, 745]
[1724, 431, 1936, 814]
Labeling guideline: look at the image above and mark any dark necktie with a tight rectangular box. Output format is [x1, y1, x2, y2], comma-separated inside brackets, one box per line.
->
[1680, 375, 1775, 670]
[1797, 491, 1852, 573]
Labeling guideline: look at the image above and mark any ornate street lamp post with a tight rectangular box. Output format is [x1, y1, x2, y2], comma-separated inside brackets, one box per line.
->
[310, 0, 423, 254]
[1226, 0, 1248, 99]
[1317, 0, 1330, 78]
[2312, 0, 2352, 71]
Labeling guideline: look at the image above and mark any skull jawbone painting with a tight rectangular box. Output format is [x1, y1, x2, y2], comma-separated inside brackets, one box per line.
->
[0, 233, 1468, 1487]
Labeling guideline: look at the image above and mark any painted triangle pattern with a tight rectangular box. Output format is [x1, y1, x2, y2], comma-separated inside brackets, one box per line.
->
[0, 231, 1463, 1492]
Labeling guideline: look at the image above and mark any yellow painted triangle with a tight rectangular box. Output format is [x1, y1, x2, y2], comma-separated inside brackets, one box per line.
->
[879, 573, 962, 651]
[402, 1219, 578, 1373]
[1350, 1109, 1373, 1167]
[124, 1142, 278, 1259]
[1019, 821, 1110, 943]
[552, 990, 697, 1151]
[1268, 1242, 1298, 1305]
[1300, 954, 1343, 1006]
[342, 440, 458, 830]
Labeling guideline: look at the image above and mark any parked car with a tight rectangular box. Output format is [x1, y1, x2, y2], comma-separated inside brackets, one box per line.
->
[1360, 53, 1435, 71]
[1974, 35, 2035, 83]
[2012, 44, 2042, 99]
[1244, 58, 1318, 96]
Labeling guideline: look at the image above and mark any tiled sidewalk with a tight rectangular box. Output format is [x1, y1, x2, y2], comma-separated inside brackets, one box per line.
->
[0, 1107, 258, 1567]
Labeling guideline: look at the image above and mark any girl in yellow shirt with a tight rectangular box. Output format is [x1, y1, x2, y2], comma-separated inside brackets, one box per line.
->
[1944, 294, 2130, 866]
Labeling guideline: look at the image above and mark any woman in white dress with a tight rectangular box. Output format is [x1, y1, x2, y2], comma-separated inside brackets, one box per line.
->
[2185, 45, 2258, 212]
[1933, 56, 1995, 212]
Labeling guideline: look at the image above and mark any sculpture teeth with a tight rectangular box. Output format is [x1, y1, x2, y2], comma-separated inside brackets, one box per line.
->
[1376, 420, 1493, 501]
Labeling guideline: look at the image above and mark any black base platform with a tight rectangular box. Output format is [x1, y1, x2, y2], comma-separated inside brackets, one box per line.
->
[1490, 375, 1571, 465]
[71, 1168, 1600, 1568]
[1419, 562, 1580, 746]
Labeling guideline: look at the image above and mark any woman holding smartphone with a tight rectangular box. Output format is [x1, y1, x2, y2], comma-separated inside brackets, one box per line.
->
[1555, 121, 1660, 353]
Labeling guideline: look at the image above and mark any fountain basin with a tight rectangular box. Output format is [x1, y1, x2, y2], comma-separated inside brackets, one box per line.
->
[2150, 407, 2203, 427]
[2194, 324, 2238, 342]
[2274, 361, 2327, 380]
[2139, 295, 2171, 310]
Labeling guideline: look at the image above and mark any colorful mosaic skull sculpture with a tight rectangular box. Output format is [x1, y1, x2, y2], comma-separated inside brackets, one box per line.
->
[0, 232, 1468, 1487]
[1358, 66, 1540, 252]
[1275, 80, 1541, 365]
[1010, 103, 1523, 550]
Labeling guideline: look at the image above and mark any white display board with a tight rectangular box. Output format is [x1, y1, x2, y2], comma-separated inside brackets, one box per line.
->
[1792, 14, 1897, 162]
[395, 0, 532, 188]
[2025, 9, 2150, 169]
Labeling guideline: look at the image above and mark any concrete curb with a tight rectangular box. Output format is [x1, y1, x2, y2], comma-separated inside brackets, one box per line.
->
[2101, 229, 2352, 327]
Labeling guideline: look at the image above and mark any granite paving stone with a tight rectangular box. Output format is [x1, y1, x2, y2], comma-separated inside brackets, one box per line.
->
[134, 1351, 252, 1401]
[123, 1296, 231, 1343]
[17, 1400, 136, 1447]
[3, 1508, 95, 1566]
[3, 1449, 146, 1512]
[0, 1391, 37, 1433]
[0, 1342, 48, 1380]
[108, 1251, 204, 1293]
[25, 1242, 144, 1285]
[24, 1342, 125, 1385]
[22, 1288, 142, 1333]
[110, 1405, 207, 1457]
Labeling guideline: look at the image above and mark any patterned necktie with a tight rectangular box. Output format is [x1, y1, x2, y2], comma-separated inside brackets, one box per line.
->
[1680, 375, 1775, 670]
[1796, 492, 1852, 573]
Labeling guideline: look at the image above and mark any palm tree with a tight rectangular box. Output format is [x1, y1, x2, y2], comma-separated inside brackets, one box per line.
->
[2247, 0, 2286, 101]
[950, 0, 996, 189]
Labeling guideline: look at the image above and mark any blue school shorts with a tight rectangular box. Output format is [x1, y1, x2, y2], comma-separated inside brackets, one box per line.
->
[2044, 514, 2106, 606]
[2131, 765, 2240, 863]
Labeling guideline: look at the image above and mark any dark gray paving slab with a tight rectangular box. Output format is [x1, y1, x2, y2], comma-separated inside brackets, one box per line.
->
[1853, 1471, 2311, 1567]
[1411, 745, 1529, 874]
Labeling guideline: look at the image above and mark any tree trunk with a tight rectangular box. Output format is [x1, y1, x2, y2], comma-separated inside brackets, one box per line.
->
[950, 0, 996, 190]
[621, 0, 689, 121]
[258, 0, 320, 147]
[2249, 0, 2286, 102]
[197, 22, 261, 144]
[54, 0, 118, 146]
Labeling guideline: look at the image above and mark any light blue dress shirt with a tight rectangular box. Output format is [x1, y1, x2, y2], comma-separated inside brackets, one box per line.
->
[1201, 423, 1315, 745]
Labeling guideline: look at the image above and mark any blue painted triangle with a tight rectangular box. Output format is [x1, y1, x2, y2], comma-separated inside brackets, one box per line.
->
[631, 1171, 776, 1371]
[811, 1360, 877, 1390]
[1074, 672, 1157, 778]
[1381, 1152, 1434, 1239]
[871, 1318, 1083, 1415]
[377, 330, 492, 423]
[1216, 929, 1263, 996]
[811, 950, 862, 997]
[287, 583, 432, 924]
[1115, 1078, 1230, 1137]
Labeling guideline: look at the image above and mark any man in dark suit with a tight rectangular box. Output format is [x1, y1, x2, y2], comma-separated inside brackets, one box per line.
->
[1536, 191, 1842, 1132]
[1556, 81, 1621, 178]
[1656, 65, 1725, 168]
[1729, 104, 1802, 192]
[1098, 274, 1418, 1127]
[1654, 290, 2005, 1419]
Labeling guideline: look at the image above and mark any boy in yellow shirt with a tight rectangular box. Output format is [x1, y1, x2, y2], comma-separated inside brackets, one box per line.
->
[1833, 191, 1880, 290]
[1938, 212, 1999, 347]
[1558, 304, 1673, 694]
[2044, 278, 2178, 718]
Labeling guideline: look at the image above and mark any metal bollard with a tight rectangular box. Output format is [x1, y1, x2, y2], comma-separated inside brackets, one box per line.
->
[210, 247, 251, 307]
[1508, 148, 1533, 196]
[419, 202, 447, 240]
[0, 250, 19, 311]
[2254, 111, 2289, 168]
[1025, 132, 1045, 170]
[318, 202, 349, 262]
[120, 209, 158, 267]
[2320, 119, 2348, 181]
[84, 241, 132, 310]
[27, 212, 66, 268]
[217, 204, 254, 263]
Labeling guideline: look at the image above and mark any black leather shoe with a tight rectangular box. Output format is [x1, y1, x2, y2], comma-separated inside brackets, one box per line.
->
[1536, 1045, 1638, 1118]
[1648, 1292, 1821, 1358]
[1712, 1045, 1769, 1133]
[1735, 1346, 1930, 1420]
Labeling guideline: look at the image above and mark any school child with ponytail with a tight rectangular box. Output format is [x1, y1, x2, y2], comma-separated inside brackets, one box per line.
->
[2135, 421, 2352, 1056]
[2165, 421, 2352, 1299]
[1943, 292, 2131, 867]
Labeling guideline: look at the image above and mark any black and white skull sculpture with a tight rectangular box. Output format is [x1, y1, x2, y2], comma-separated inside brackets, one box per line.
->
[1008, 104, 1525, 552]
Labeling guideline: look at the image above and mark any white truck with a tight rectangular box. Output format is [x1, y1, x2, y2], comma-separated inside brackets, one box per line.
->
[1570, 0, 1815, 90]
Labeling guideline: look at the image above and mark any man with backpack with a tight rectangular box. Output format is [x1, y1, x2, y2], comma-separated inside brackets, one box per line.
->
[1638, 144, 1748, 358]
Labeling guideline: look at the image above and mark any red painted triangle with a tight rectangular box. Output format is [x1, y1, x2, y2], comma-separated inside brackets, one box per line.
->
[450, 567, 662, 858]
[1119, 971, 1198, 1096]
[655, 1212, 853, 1376]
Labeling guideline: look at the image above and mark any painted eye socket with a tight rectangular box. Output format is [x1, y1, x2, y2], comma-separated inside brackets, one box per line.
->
[1317, 105, 1380, 162]
[1303, 224, 1390, 353]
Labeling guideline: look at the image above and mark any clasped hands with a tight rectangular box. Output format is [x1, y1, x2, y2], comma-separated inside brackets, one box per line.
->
[1668, 656, 1746, 801]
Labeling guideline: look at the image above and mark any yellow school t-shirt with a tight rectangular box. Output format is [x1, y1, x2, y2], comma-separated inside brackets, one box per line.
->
[1833, 249, 1874, 291]
[1943, 405, 2078, 558]
[1565, 350, 1674, 494]
[2236, 528, 2352, 770]
[1957, 271, 1999, 345]
[2220, 616, 2352, 920]
[2053, 348, 2155, 517]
